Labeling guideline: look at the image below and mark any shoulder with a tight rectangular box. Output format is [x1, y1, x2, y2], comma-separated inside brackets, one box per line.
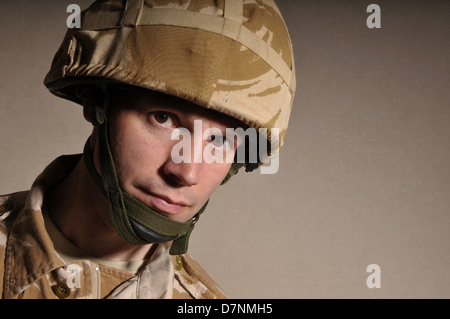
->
[0, 191, 28, 246]
[0, 191, 28, 296]
[172, 253, 228, 299]
[0, 191, 28, 226]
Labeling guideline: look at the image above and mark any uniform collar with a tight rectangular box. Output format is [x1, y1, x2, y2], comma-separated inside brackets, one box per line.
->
[3, 154, 82, 298]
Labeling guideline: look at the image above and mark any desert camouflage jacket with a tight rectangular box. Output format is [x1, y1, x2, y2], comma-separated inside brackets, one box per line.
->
[0, 155, 227, 299]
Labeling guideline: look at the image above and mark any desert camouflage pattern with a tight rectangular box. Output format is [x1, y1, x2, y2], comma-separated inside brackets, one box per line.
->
[44, 0, 296, 156]
[0, 155, 226, 299]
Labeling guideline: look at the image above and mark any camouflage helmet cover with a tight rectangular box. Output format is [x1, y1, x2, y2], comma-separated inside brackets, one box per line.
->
[44, 0, 296, 157]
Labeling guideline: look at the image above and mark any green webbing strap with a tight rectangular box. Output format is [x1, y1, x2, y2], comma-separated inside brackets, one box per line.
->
[83, 104, 203, 255]
[221, 162, 244, 184]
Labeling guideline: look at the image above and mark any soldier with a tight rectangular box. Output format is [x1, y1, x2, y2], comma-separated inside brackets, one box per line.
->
[0, 0, 295, 299]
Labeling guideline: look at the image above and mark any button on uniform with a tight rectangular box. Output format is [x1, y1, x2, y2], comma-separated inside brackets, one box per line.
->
[52, 282, 71, 298]
[175, 256, 183, 271]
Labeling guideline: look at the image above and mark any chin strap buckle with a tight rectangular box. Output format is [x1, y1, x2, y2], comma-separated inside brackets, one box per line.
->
[91, 104, 105, 127]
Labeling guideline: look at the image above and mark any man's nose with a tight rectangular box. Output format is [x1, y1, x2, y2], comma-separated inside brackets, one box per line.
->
[163, 160, 202, 186]
[164, 137, 204, 186]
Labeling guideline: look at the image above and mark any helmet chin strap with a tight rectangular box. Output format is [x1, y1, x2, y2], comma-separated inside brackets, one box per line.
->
[83, 103, 206, 255]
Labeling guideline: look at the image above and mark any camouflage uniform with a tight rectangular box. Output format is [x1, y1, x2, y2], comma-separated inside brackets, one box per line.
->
[1, 0, 295, 299]
[0, 155, 226, 299]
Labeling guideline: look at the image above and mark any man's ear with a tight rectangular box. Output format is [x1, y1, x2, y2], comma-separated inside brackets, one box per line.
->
[76, 85, 104, 124]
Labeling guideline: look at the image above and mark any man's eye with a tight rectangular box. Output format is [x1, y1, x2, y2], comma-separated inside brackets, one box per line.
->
[153, 112, 174, 126]
[211, 135, 227, 148]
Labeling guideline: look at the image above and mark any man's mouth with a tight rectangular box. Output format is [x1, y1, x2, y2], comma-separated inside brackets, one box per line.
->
[136, 187, 188, 215]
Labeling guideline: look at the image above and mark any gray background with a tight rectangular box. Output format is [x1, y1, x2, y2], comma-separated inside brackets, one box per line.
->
[1, 0, 449, 298]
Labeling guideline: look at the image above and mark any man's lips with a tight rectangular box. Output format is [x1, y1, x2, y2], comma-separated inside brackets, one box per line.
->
[137, 187, 188, 215]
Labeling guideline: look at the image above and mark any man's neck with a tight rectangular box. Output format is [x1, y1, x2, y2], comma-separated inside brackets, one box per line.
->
[45, 156, 154, 262]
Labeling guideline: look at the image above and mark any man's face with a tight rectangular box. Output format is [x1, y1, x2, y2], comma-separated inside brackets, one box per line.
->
[105, 88, 241, 222]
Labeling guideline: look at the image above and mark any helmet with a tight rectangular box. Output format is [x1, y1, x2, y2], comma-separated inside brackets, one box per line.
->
[43, 0, 296, 254]
[44, 0, 296, 159]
